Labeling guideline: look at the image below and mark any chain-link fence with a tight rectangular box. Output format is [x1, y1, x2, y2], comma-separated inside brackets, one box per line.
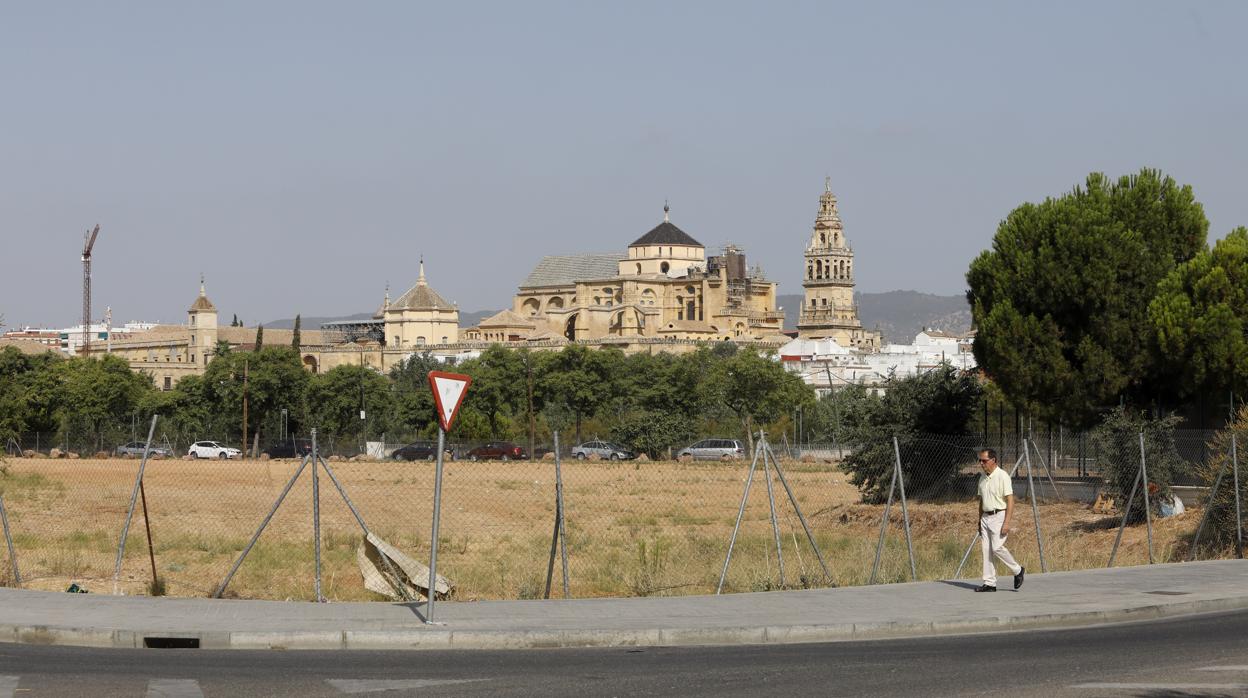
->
[0, 425, 1242, 600]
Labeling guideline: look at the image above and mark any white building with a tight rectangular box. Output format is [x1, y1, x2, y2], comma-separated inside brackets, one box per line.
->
[779, 328, 976, 396]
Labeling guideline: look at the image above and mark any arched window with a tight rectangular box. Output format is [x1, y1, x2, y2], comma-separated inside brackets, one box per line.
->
[635, 263, 642, 275]
[820, 233, 826, 244]
[815, 260, 822, 278]
[660, 261, 670, 273]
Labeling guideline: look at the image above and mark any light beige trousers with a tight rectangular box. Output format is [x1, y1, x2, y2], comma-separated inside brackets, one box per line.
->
[980, 510, 1022, 586]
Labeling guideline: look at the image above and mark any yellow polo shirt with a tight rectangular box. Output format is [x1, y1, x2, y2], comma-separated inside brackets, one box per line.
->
[977, 466, 1013, 511]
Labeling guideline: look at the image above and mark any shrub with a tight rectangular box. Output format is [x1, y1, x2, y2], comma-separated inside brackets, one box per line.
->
[840, 365, 983, 503]
[1194, 406, 1248, 550]
[1090, 406, 1181, 524]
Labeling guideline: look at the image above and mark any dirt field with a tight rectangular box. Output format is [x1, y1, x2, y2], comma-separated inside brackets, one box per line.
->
[0, 456, 1218, 601]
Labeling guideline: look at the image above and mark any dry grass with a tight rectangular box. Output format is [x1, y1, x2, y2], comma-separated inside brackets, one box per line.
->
[0, 457, 1221, 601]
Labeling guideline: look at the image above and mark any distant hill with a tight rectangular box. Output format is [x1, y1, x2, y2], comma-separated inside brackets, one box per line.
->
[268, 291, 970, 345]
[778, 290, 971, 344]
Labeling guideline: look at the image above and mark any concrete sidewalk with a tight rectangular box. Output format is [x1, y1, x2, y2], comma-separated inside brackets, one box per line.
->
[0, 560, 1244, 651]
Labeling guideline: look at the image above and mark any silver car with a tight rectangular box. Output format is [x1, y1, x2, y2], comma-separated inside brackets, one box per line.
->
[677, 439, 745, 461]
[115, 441, 173, 458]
[571, 441, 636, 460]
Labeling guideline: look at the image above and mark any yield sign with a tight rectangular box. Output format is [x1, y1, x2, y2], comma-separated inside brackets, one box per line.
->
[428, 371, 472, 432]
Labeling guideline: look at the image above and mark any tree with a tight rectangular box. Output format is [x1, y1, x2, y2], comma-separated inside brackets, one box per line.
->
[840, 365, 983, 503]
[291, 314, 302, 352]
[390, 352, 443, 436]
[254, 324, 264, 349]
[612, 409, 697, 459]
[231, 314, 239, 327]
[703, 349, 814, 451]
[536, 346, 621, 444]
[203, 347, 307, 443]
[1149, 227, 1248, 400]
[54, 354, 154, 451]
[305, 364, 394, 445]
[967, 169, 1208, 427]
[459, 345, 526, 438]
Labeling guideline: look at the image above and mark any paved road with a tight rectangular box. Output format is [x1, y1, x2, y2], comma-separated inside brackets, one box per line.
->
[2, 609, 1247, 697]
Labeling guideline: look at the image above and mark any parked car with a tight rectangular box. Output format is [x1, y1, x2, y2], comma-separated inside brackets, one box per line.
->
[262, 439, 313, 459]
[188, 441, 241, 460]
[392, 440, 452, 461]
[114, 441, 173, 458]
[677, 439, 745, 461]
[571, 440, 636, 460]
[464, 441, 526, 461]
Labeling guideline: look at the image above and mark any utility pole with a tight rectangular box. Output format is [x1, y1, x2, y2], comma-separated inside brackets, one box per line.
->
[242, 358, 249, 456]
[81, 224, 100, 355]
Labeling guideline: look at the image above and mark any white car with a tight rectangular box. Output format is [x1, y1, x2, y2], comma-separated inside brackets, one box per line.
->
[188, 441, 241, 460]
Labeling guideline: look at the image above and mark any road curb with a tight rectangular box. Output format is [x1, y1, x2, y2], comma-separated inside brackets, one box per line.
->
[2, 592, 1247, 651]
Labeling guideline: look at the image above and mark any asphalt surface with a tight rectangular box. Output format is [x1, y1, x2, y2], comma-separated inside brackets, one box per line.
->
[2, 609, 1247, 697]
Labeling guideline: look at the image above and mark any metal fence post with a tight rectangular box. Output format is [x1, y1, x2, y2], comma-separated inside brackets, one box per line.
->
[1234, 434, 1243, 559]
[1139, 432, 1154, 564]
[311, 428, 323, 602]
[892, 437, 916, 581]
[717, 436, 763, 594]
[426, 426, 447, 622]
[112, 415, 158, 594]
[765, 438, 833, 584]
[0, 494, 19, 587]
[761, 432, 786, 587]
[1022, 440, 1047, 573]
[1188, 450, 1229, 561]
[1108, 469, 1143, 568]
[214, 453, 312, 598]
[869, 441, 899, 585]
[544, 431, 571, 599]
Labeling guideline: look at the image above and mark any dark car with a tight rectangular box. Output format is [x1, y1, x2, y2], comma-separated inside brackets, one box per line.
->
[464, 441, 526, 461]
[262, 439, 313, 459]
[392, 441, 450, 461]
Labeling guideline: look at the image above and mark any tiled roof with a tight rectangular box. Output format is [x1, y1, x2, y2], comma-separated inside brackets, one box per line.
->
[479, 309, 536, 328]
[520, 254, 620, 288]
[189, 295, 216, 312]
[0, 339, 58, 355]
[630, 221, 702, 248]
[391, 281, 455, 311]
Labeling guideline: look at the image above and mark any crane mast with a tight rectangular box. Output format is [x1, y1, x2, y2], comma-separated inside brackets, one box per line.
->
[81, 224, 100, 355]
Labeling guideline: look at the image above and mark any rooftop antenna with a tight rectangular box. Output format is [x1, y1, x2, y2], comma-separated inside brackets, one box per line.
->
[81, 224, 100, 356]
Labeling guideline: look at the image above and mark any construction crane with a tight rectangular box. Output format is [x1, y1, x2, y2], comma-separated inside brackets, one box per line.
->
[81, 224, 100, 355]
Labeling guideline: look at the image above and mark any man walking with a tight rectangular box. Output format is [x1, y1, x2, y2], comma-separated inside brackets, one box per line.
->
[975, 448, 1024, 592]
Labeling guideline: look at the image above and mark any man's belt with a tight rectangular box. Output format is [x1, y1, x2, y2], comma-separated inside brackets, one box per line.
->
[981, 509, 1002, 515]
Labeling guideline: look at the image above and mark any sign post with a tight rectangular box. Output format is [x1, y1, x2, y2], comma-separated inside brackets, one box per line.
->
[425, 370, 471, 623]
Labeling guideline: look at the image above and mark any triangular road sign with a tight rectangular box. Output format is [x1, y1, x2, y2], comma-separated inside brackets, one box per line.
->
[428, 371, 472, 432]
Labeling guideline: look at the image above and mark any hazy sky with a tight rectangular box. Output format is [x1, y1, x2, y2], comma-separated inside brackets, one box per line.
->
[2, 1, 1246, 328]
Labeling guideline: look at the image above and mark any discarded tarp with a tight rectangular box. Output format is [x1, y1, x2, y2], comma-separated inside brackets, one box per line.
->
[356, 531, 452, 601]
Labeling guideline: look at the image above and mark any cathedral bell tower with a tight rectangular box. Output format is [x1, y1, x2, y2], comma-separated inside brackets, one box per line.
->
[796, 179, 877, 349]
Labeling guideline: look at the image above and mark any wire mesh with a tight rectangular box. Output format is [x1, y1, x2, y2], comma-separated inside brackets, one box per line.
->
[0, 425, 1241, 599]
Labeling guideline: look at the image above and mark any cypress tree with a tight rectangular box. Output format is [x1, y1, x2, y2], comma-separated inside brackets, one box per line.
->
[254, 324, 264, 349]
[292, 314, 302, 352]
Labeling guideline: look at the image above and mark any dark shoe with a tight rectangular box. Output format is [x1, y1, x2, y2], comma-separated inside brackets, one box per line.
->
[974, 584, 997, 592]
[1014, 566, 1025, 590]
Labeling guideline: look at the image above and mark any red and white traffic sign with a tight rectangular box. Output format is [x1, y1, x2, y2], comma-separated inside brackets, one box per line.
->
[428, 371, 472, 432]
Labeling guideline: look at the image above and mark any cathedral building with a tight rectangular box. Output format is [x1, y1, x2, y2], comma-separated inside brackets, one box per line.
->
[498, 205, 786, 345]
[796, 180, 880, 350]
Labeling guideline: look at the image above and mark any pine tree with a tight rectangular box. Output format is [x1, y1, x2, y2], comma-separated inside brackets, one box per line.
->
[231, 314, 239, 327]
[292, 314, 302, 352]
[254, 324, 264, 349]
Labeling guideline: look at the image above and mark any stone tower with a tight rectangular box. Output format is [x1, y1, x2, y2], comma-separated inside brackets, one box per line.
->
[796, 179, 878, 349]
[187, 275, 219, 364]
